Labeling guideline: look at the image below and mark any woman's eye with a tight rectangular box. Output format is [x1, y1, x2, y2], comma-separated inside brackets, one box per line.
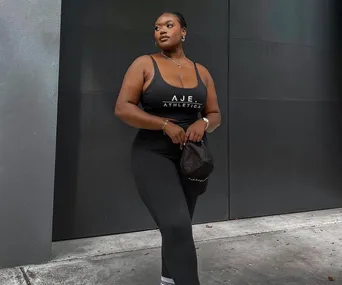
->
[154, 27, 160, 31]
[167, 24, 173, 28]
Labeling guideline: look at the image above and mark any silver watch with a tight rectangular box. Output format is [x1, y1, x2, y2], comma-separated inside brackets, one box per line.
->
[202, 117, 209, 131]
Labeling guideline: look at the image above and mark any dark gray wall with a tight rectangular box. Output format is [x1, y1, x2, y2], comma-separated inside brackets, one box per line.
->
[229, 0, 342, 218]
[0, 0, 61, 267]
[53, 0, 229, 240]
[53, 0, 342, 241]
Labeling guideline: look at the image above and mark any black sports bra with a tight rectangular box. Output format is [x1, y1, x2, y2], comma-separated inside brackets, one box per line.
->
[140, 56, 207, 130]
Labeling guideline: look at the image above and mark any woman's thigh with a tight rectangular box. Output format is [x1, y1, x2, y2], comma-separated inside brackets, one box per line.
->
[131, 148, 192, 229]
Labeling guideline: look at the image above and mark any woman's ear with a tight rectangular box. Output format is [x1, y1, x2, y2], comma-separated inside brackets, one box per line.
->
[181, 28, 187, 42]
[181, 27, 187, 37]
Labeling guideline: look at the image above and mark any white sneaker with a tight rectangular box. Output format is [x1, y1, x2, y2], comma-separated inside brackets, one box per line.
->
[161, 276, 175, 285]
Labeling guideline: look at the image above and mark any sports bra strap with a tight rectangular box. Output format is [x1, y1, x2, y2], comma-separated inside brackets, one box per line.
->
[193, 62, 202, 83]
[149, 56, 162, 78]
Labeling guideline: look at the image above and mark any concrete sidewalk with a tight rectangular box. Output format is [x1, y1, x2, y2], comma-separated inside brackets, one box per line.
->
[1, 208, 341, 284]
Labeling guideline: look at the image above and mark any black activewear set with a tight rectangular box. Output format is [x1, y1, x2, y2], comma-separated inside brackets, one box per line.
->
[131, 56, 208, 285]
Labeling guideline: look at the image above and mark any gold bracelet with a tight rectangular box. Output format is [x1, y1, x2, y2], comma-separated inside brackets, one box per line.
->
[162, 120, 169, 134]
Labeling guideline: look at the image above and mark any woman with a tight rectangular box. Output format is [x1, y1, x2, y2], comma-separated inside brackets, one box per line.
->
[115, 12, 221, 285]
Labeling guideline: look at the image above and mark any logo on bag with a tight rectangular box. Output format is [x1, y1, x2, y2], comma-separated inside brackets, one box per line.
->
[163, 95, 202, 109]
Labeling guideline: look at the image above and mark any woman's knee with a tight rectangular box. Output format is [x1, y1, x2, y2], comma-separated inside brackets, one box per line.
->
[160, 217, 193, 242]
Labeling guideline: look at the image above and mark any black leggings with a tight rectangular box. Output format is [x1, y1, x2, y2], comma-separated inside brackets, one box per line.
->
[131, 130, 208, 285]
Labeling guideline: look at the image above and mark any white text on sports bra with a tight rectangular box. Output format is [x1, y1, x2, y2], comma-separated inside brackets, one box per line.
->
[162, 95, 203, 109]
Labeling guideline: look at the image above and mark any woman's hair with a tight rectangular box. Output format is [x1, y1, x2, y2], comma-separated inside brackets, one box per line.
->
[168, 12, 187, 29]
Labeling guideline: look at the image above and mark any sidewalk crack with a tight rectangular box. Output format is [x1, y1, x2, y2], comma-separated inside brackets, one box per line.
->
[20, 267, 32, 285]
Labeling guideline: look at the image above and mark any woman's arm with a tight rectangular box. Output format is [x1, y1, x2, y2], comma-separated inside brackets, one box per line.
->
[184, 64, 221, 142]
[114, 55, 165, 130]
[199, 65, 221, 133]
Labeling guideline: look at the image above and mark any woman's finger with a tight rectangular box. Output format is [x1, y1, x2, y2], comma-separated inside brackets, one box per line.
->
[185, 130, 190, 142]
[188, 131, 195, 142]
[180, 131, 186, 146]
[172, 135, 179, 144]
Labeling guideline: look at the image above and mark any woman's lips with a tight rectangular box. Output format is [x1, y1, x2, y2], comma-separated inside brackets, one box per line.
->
[159, 36, 169, 42]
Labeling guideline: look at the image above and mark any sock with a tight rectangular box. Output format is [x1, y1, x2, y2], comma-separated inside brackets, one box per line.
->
[161, 276, 175, 285]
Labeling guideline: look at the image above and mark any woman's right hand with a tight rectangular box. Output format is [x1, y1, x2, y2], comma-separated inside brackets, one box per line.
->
[163, 121, 186, 146]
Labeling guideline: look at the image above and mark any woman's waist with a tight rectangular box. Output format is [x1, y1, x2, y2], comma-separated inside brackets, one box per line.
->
[133, 129, 182, 156]
[144, 111, 199, 130]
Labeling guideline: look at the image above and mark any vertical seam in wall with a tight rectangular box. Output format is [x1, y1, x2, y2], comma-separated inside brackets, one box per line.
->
[20, 267, 32, 285]
[226, 0, 231, 220]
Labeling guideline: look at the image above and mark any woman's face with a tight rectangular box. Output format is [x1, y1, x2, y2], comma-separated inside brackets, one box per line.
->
[154, 13, 186, 49]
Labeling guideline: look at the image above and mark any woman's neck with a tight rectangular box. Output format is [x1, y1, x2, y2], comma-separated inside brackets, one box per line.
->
[161, 48, 185, 60]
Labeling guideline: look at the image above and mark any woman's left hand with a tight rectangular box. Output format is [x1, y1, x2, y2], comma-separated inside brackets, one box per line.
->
[185, 119, 207, 142]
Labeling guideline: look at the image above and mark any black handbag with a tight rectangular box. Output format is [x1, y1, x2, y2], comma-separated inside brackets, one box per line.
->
[180, 140, 214, 182]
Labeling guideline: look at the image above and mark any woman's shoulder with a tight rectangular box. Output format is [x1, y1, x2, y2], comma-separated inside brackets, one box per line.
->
[127, 54, 155, 72]
[193, 62, 210, 75]
[131, 54, 153, 65]
[191, 61, 214, 85]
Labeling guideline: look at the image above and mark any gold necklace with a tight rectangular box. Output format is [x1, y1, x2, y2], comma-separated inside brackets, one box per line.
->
[161, 52, 184, 87]
[161, 52, 182, 68]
